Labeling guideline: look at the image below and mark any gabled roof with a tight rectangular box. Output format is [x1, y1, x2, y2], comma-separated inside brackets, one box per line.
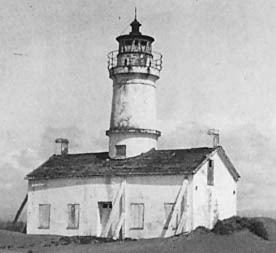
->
[26, 146, 240, 181]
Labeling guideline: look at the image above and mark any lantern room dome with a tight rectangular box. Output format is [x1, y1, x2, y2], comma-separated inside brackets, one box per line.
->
[130, 17, 141, 35]
[116, 17, 155, 45]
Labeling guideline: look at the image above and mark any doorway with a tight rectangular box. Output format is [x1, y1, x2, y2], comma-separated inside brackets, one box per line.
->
[98, 202, 112, 236]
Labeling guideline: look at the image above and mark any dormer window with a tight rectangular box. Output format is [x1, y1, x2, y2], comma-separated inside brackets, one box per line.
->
[207, 159, 214, 186]
[115, 145, 126, 157]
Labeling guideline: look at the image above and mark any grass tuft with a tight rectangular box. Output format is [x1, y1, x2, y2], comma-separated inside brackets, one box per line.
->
[212, 216, 268, 240]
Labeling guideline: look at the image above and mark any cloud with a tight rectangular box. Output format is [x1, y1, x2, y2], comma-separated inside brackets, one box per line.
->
[0, 162, 27, 221]
[222, 123, 276, 211]
[0, 147, 44, 221]
[159, 121, 213, 149]
[11, 148, 40, 172]
[0, 125, 85, 221]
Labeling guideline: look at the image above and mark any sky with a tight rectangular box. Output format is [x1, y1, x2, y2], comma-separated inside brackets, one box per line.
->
[1, 0, 276, 220]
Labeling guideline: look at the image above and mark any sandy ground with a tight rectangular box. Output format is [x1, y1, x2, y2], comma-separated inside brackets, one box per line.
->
[2, 217, 276, 253]
[1, 230, 276, 253]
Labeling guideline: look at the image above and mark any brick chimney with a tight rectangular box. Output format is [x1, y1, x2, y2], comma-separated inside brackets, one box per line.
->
[55, 138, 69, 155]
[207, 129, 220, 147]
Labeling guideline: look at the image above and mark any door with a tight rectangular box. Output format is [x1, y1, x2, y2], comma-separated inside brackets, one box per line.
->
[98, 202, 112, 236]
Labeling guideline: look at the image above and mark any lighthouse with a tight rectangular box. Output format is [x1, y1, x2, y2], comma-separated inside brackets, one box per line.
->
[106, 14, 162, 158]
[26, 12, 240, 239]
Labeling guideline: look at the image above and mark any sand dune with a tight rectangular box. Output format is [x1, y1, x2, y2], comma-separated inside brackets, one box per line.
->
[1, 217, 276, 253]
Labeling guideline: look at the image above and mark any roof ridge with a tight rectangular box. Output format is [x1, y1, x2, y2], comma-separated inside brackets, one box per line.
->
[157, 147, 217, 152]
[57, 151, 109, 156]
[45, 147, 218, 158]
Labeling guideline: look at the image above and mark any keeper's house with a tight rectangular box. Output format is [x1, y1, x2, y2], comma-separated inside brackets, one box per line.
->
[26, 15, 240, 239]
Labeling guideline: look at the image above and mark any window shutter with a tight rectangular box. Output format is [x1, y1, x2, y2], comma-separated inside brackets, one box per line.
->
[207, 159, 214, 186]
[130, 203, 144, 229]
[39, 204, 50, 229]
[67, 204, 80, 229]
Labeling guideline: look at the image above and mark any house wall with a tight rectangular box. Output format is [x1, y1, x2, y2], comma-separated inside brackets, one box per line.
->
[192, 153, 237, 230]
[27, 175, 191, 239]
[27, 152, 237, 238]
[27, 177, 122, 236]
[192, 161, 210, 229]
[213, 153, 237, 220]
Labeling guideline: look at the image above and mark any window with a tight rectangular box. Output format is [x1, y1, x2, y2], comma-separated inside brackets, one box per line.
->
[141, 40, 147, 51]
[101, 202, 112, 209]
[130, 203, 144, 229]
[125, 40, 132, 46]
[141, 41, 147, 46]
[164, 203, 178, 230]
[125, 40, 132, 51]
[39, 204, 50, 229]
[67, 204, 80, 229]
[207, 159, 214, 186]
[98, 202, 112, 229]
[133, 40, 139, 51]
[115, 145, 126, 157]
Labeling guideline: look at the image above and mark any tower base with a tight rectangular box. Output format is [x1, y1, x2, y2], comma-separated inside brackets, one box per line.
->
[106, 129, 160, 159]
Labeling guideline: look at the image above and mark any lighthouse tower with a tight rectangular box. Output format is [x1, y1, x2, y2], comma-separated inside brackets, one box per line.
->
[106, 14, 162, 158]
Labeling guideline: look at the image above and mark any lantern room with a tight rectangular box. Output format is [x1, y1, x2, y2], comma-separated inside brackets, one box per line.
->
[117, 18, 154, 55]
[107, 16, 162, 77]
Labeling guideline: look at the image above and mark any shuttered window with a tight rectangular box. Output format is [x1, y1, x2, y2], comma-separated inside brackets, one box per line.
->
[164, 203, 178, 229]
[39, 204, 50, 229]
[207, 159, 214, 186]
[67, 204, 80, 229]
[130, 203, 144, 229]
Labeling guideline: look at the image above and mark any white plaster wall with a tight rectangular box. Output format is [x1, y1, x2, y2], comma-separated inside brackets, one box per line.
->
[110, 77, 157, 130]
[192, 162, 211, 229]
[125, 175, 186, 238]
[192, 152, 237, 230]
[108, 132, 157, 158]
[213, 153, 237, 220]
[27, 175, 190, 239]
[27, 177, 122, 236]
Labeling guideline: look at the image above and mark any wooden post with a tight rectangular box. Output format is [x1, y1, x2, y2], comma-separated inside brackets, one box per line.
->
[120, 178, 126, 239]
[175, 185, 188, 234]
[113, 212, 125, 239]
[13, 194, 28, 224]
[161, 178, 188, 237]
[101, 179, 126, 237]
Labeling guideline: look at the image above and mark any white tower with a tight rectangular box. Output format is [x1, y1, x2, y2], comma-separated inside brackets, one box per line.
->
[106, 14, 162, 158]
